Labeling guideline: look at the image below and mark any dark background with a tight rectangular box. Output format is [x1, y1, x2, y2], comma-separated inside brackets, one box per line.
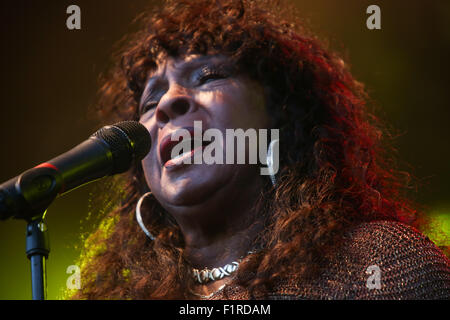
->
[0, 0, 449, 299]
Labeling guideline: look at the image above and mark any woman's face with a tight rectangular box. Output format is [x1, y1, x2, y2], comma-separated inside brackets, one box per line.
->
[139, 54, 270, 218]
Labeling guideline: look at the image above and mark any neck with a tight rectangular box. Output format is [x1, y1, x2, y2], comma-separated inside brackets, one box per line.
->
[184, 217, 262, 268]
[173, 171, 265, 269]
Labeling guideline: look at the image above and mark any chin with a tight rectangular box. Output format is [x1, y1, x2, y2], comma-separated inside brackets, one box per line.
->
[159, 163, 229, 207]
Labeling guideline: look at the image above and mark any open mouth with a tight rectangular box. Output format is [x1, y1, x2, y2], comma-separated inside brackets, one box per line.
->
[159, 127, 211, 168]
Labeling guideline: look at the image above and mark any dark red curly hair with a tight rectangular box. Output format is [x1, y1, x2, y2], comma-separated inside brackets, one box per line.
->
[67, 0, 424, 299]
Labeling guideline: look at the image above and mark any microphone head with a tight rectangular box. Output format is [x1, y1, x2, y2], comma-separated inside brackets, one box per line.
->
[92, 121, 151, 174]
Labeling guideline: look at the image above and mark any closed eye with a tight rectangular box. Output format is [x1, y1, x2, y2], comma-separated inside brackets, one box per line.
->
[140, 101, 158, 116]
[195, 65, 229, 86]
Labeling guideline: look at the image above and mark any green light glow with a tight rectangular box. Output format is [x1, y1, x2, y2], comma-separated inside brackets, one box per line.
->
[424, 210, 450, 249]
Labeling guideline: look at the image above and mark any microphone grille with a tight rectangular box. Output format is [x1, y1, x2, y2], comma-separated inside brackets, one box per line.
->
[112, 121, 152, 161]
[92, 121, 151, 174]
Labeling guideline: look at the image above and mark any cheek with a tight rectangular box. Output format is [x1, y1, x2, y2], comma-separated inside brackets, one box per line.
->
[141, 152, 161, 194]
[216, 85, 269, 130]
[139, 116, 161, 187]
[240, 85, 269, 128]
[139, 114, 158, 144]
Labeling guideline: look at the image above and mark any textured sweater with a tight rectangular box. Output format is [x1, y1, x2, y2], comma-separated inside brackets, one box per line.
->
[208, 221, 450, 299]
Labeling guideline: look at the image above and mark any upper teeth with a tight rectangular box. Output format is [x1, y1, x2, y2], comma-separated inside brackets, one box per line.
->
[171, 151, 192, 161]
[170, 139, 203, 160]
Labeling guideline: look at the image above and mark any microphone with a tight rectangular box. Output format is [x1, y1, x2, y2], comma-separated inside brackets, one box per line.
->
[0, 121, 151, 221]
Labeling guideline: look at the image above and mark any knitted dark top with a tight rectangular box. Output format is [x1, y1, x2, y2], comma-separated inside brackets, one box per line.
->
[208, 221, 450, 299]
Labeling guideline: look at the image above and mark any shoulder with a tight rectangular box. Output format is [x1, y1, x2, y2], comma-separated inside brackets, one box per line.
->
[270, 220, 450, 300]
[345, 220, 448, 262]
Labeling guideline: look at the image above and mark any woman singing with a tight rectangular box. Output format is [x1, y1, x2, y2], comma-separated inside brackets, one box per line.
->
[68, 0, 450, 299]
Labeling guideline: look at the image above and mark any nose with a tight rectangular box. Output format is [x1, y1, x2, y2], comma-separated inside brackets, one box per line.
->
[155, 85, 195, 128]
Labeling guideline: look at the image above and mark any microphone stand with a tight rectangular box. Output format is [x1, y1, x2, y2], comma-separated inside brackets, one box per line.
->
[0, 120, 151, 300]
[2, 165, 59, 300]
[25, 214, 49, 300]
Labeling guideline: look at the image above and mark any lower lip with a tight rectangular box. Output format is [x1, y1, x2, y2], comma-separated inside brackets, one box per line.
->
[163, 145, 205, 170]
